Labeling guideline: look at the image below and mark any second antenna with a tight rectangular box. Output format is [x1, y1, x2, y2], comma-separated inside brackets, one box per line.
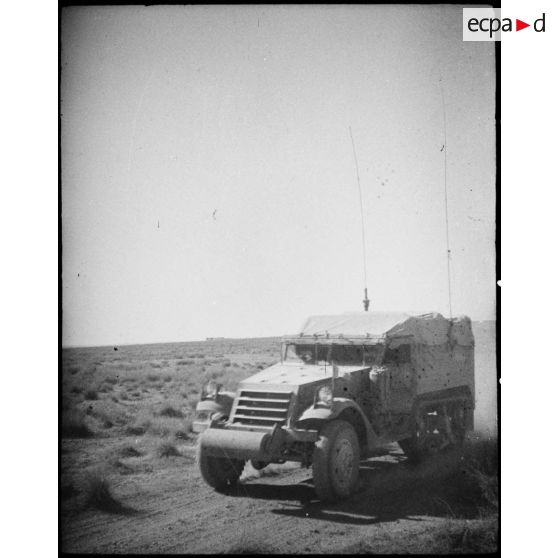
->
[349, 126, 370, 312]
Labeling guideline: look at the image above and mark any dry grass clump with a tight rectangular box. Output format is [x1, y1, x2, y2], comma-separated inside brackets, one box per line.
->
[159, 405, 184, 418]
[62, 409, 92, 438]
[148, 416, 192, 438]
[124, 407, 191, 439]
[437, 517, 498, 554]
[84, 470, 127, 513]
[174, 429, 190, 441]
[125, 410, 152, 436]
[110, 459, 135, 475]
[126, 423, 149, 436]
[85, 400, 128, 430]
[84, 388, 98, 401]
[157, 441, 181, 458]
[464, 438, 498, 510]
[118, 444, 143, 458]
[177, 359, 195, 366]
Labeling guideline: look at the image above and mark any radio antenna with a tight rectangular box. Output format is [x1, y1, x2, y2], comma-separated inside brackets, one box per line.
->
[349, 126, 370, 312]
[439, 77, 453, 318]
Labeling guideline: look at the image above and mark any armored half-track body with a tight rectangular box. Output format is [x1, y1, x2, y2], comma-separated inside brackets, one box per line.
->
[196, 311, 475, 501]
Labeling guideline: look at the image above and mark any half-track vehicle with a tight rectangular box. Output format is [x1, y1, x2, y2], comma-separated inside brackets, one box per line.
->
[196, 311, 475, 501]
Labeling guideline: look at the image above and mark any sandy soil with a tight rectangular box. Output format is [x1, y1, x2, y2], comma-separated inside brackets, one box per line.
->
[61, 440, 494, 554]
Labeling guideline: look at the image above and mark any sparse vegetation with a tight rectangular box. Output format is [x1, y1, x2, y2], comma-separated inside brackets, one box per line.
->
[84, 470, 127, 513]
[338, 516, 497, 554]
[118, 445, 143, 458]
[159, 405, 184, 418]
[62, 409, 92, 438]
[84, 388, 99, 401]
[124, 425, 145, 436]
[157, 441, 180, 458]
[464, 438, 499, 510]
[174, 428, 190, 441]
[61, 335, 496, 554]
[225, 541, 275, 554]
[177, 359, 195, 366]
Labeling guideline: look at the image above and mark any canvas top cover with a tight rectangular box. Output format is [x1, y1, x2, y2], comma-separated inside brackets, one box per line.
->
[288, 311, 474, 347]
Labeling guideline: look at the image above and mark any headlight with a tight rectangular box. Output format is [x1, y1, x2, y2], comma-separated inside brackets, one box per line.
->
[202, 380, 220, 399]
[194, 410, 213, 421]
[316, 385, 333, 405]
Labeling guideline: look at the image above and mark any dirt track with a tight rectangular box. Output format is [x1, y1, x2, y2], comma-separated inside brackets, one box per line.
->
[61, 441, 490, 554]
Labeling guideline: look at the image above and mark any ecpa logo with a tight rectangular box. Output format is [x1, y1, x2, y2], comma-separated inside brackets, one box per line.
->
[463, 8, 546, 41]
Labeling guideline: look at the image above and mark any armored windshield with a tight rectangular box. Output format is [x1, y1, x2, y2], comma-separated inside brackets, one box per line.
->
[283, 343, 382, 366]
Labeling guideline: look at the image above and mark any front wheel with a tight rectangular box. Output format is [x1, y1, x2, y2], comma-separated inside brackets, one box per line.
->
[312, 420, 360, 502]
[197, 443, 244, 492]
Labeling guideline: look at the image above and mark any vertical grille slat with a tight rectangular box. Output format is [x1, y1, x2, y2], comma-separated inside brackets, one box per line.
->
[232, 390, 291, 427]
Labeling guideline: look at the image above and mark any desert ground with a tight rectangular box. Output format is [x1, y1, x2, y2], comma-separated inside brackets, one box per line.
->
[61, 323, 498, 554]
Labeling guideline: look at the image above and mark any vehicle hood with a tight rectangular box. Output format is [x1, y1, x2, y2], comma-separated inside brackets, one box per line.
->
[239, 362, 368, 390]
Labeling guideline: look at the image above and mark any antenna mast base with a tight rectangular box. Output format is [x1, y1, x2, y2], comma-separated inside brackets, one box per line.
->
[363, 288, 370, 312]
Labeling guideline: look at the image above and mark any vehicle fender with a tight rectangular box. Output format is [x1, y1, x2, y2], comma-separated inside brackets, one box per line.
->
[195, 399, 226, 414]
[195, 392, 234, 415]
[297, 398, 378, 452]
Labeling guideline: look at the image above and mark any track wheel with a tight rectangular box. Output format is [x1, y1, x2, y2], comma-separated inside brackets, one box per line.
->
[313, 420, 360, 502]
[399, 436, 421, 464]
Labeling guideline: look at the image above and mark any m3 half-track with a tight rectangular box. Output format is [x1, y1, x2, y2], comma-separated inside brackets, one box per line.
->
[195, 311, 475, 501]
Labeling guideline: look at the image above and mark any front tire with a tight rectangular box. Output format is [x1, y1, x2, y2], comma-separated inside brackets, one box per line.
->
[197, 443, 244, 492]
[312, 420, 360, 502]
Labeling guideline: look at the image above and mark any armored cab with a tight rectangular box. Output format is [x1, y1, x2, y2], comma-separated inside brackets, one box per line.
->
[196, 311, 475, 501]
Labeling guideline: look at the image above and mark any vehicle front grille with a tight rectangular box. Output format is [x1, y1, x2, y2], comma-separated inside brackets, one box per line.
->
[231, 390, 292, 428]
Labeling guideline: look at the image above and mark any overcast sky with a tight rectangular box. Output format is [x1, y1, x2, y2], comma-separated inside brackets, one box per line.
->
[61, 5, 495, 347]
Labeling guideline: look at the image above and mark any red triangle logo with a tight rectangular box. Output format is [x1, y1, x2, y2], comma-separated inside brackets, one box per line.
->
[516, 19, 530, 31]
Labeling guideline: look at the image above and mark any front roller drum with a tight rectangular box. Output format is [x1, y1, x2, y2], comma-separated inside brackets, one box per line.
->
[196, 442, 245, 492]
[198, 427, 277, 461]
